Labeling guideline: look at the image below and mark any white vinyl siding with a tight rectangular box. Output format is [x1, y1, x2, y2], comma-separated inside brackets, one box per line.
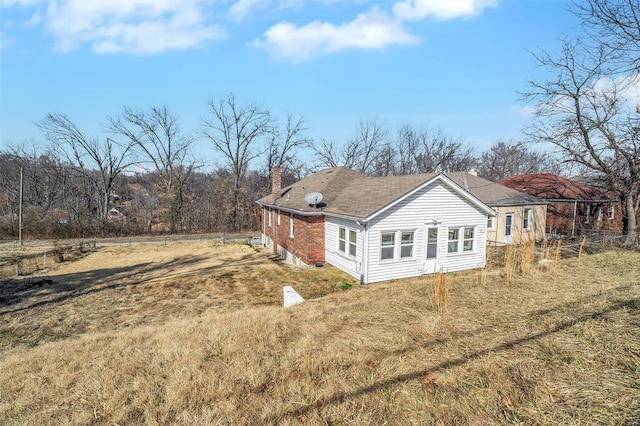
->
[325, 218, 364, 281]
[363, 181, 488, 284]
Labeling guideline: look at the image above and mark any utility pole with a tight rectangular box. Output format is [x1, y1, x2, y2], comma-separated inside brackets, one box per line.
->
[18, 166, 24, 246]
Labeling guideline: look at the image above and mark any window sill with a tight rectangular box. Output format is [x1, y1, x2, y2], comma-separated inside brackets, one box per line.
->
[379, 257, 417, 264]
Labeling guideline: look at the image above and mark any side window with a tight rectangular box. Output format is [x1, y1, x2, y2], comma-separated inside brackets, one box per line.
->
[338, 227, 346, 254]
[463, 227, 474, 252]
[381, 232, 395, 260]
[487, 216, 494, 229]
[348, 230, 357, 257]
[400, 231, 414, 258]
[523, 209, 531, 229]
[448, 228, 459, 253]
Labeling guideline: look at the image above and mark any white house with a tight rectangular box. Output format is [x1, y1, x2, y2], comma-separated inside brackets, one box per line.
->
[257, 167, 496, 284]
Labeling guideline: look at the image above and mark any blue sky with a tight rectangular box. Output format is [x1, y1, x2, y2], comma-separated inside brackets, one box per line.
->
[0, 0, 581, 165]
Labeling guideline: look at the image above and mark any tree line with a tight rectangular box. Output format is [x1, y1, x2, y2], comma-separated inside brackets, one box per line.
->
[0, 97, 558, 240]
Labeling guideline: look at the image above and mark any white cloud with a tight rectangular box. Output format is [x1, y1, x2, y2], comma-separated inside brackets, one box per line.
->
[5, 0, 226, 54]
[253, 8, 418, 62]
[393, 0, 497, 21]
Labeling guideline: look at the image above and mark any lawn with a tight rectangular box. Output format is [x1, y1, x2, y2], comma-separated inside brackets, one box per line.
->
[0, 242, 639, 425]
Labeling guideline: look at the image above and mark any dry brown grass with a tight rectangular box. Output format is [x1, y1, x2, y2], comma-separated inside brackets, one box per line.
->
[1, 243, 639, 425]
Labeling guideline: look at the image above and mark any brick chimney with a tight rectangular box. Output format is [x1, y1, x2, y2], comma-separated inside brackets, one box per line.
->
[272, 167, 282, 198]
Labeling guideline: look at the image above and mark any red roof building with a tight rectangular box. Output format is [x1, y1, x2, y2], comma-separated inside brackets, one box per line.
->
[497, 174, 622, 237]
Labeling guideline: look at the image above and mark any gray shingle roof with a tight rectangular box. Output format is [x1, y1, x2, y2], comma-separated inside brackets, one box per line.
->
[256, 168, 541, 219]
[257, 167, 438, 219]
[446, 172, 548, 206]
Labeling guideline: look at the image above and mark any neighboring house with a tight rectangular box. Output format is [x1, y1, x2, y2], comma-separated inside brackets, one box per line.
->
[446, 171, 548, 245]
[497, 173, 622, 238]
[256, 167, 496, 284]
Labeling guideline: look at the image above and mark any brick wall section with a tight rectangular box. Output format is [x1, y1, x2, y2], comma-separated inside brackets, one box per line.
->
[261, 206, 325, 265]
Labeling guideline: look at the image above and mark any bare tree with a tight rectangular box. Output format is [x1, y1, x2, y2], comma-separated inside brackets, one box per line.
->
[312, 118, 387, 175]
[477, 139, 562, 181]
[264, 113, 311, 187]
[573, 0, 640, 71]
[36, 113, 136, 223]
[201, 94, 274, 231]
[108, 105, 197, 234]
[407, 126, 476, 174]
[523, 39, 640, 239]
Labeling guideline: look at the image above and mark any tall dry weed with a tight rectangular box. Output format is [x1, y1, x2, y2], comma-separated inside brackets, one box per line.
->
[519, 241, 536, 275]
[433, 272, 447, 314]
[504, 244, 518, 280]
[578, 236, 587, 263]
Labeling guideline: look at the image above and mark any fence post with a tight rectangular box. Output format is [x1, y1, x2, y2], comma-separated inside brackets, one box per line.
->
[129, 238, 131, 247]
[93, 239, 96, 249]
[15, 260, 19, 277]
[164, 236, 167, 245]
[43, 251, 47, 268]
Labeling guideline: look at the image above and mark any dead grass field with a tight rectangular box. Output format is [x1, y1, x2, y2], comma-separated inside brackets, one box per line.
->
[0, 242, 639, 425]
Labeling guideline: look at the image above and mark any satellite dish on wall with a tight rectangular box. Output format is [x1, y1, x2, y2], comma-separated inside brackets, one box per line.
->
[305, 192, 324, 208]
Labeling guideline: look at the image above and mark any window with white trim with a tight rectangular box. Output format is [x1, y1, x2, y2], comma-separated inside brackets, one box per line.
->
[277, 210, 281, 225]
[448, 227, 475, 254]
[338, 227, 357, 258]
[289, 213, 294, 238]
[609, 204, 615, 220]
[523, 208, 531, 230]
[400, 231, 414, 258]
[448, 228, 459, 253]
[597, 206, 603, 222]
[348, 230, 357, 257]
[487, 216, 494, 229]
[463, 228, 474, 251]
[380, 232, 395, 260]
[338, 227, 346, 253]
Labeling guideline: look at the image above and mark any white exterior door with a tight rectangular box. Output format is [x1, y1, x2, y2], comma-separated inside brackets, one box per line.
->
[505, 213, 513, 244]
[423, 226, 440, 274]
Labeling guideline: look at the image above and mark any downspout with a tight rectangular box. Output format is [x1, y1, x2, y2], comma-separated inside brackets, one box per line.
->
[357, 220, 368, 285]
